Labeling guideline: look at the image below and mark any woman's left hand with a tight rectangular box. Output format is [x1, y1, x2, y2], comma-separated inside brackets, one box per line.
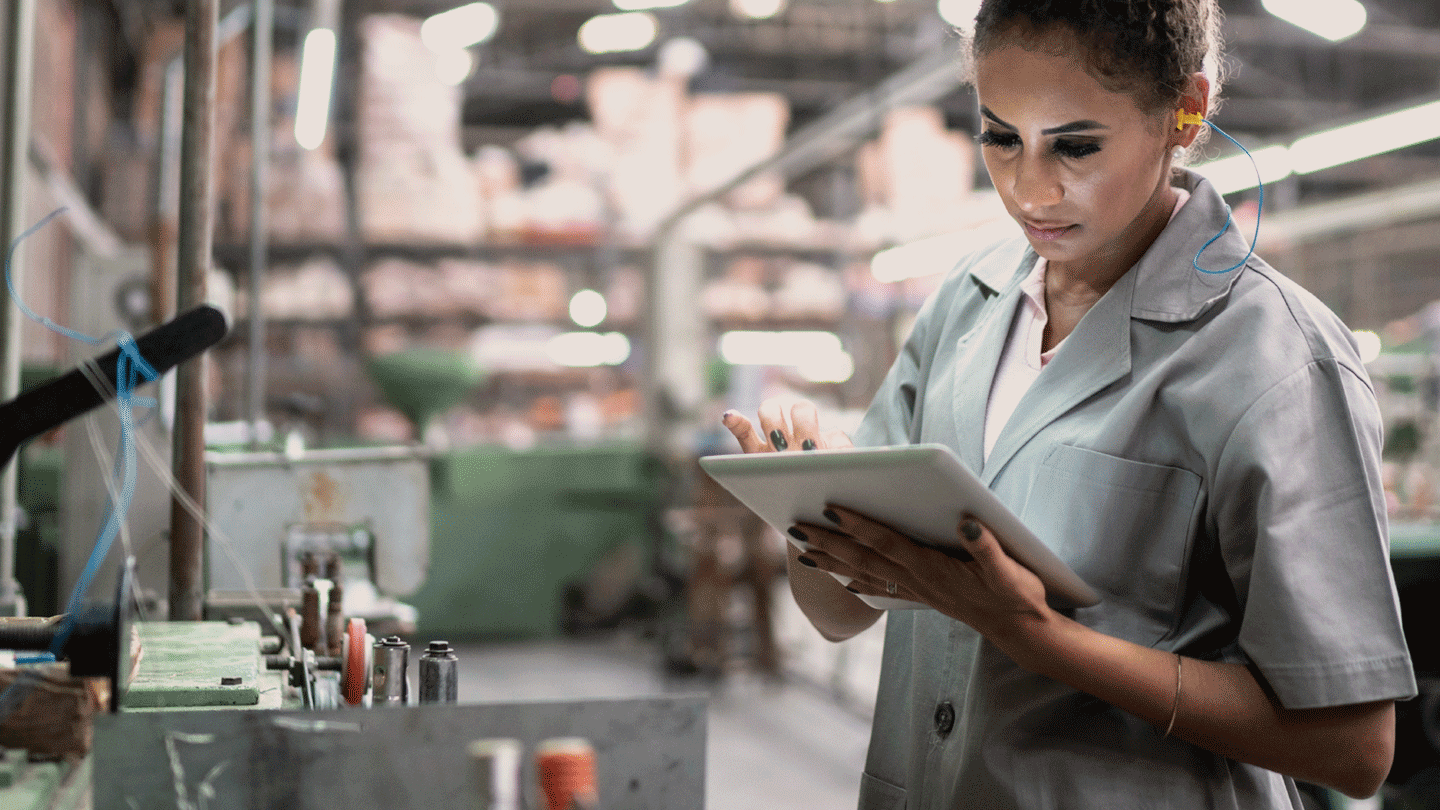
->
[793, 505, 1056, 655]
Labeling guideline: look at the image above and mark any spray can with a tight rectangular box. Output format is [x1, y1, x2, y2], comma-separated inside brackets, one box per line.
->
[418, 640, 459, 704]
[372, 636, 410, 705]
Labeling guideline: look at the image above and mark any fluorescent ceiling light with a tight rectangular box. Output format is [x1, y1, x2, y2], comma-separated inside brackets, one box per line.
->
[569, 290, 607, 328]
[719, 331, 844, 366]
[1352, 330, 1382, 365]
[871, 232, 976, 282]
[1261, 0, 1367, 42]
[433, 47, 475, 86]
[1288, 100, 1440, 174]
[547, 332, 631, 367]
[421, 3, 500, 51]
[614, 0, 689, 11]
[936, 0, 982, 28]
[729, 0, 785, 20]
[578, 12, 658, 54]
[294, 28, 336, 151]
[797, 351, 855, 383]
[1194, 145, 1293, 195]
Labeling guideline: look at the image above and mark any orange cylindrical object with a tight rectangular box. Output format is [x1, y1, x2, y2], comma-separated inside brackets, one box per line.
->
[536, 738, 598, 810]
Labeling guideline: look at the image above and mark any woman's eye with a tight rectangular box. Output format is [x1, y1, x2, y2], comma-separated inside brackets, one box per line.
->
[977, 130, 1020, 150]
[1053, 139, 1101, 159]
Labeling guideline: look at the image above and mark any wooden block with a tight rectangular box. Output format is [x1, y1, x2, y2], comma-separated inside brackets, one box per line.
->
[0, 665, 106, 758]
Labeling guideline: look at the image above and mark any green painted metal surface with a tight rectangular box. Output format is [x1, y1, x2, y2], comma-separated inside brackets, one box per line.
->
[411, 445, 667, 640]
[124, 622, 265, 709]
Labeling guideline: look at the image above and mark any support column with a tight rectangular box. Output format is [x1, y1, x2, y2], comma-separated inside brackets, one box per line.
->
[0, 0, 39, 617]
[169, 0, 219, 621]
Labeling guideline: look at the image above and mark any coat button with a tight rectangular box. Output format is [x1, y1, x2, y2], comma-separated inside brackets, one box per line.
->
[934, 701, 955, 735]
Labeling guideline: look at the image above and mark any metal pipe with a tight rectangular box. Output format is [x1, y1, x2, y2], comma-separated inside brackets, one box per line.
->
[247, 0, 274, 448]
[169, 0, 220, 622]
[0, 0, 39, 618]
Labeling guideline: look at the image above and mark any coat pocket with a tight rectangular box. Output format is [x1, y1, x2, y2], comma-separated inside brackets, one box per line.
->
[857, 771, 907, 810]
[1022, 445, 1202, 645]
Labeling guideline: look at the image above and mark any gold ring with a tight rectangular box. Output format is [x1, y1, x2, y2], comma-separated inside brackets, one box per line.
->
[886, 581, 898, 596]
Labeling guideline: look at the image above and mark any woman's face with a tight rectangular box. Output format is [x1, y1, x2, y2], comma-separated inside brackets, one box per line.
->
[973, 32, 1179, 274]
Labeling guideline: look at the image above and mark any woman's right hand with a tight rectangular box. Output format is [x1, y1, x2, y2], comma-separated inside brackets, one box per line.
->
[720, 396, 853, 454]
[718, 397, 881, 641]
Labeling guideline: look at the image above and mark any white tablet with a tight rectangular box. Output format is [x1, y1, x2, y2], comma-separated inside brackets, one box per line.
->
[699, 443, 1100, 610]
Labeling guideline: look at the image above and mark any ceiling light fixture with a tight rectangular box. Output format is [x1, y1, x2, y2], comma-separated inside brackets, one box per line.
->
[936, 0, 982, 28]
[1288, 99, 1440, 174]
[578, 12, 659, 54]
[433, 48, 475, 86]
[294, 28, 336, 150]
[1195, 145, 1293, 196]
[729, 0, 786, 21]
[1194, 97, 1440, 194]
[569, 290, 608, 328]
[613, 0, 690, 11]
[420, 3, 501, 52]
[1260, 0, 1367, 42]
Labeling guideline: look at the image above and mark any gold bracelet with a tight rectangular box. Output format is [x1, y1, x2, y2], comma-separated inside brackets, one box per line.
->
[1163, 654, 1183, 738]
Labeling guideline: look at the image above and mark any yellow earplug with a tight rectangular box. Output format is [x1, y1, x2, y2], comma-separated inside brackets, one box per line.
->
[1175, 109, 1205, 131]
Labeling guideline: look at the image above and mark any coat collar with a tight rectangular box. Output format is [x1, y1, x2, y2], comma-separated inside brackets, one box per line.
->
[964, 169, 1249, 323]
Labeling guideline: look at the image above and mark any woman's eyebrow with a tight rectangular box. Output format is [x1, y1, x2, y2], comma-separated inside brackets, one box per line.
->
[978, 106, 1108, 136]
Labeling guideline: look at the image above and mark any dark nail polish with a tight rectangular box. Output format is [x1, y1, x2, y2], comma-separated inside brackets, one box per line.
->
[787, 526, 808, 543]
[960, 519, 981, 541]
[845, 586, 860, 594]
[801, 439, 816, 451]
[797, 555, 818, 568]
[769, 430, 788, 450]
[823, 509, 841, 525]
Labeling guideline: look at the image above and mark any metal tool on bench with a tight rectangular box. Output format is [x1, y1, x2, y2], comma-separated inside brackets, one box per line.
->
[0, 305, 226, 711]
[0, 558, 133, 712]
[0, 305, 227, 469]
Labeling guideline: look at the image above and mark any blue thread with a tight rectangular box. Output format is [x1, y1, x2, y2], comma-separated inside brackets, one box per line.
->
[2, 208, 158, 661]
[1192, 122, 1263, 275]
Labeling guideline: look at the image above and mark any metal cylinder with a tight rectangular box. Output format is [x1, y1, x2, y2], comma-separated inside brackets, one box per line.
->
[417, 640, 458, 704]
[299, 584, 320, 652]
[324, 578, 344, 657]
[468, 737, 523, 810]
[372, 636, 409, 705]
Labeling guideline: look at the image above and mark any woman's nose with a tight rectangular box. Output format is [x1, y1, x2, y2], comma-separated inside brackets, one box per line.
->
[1011, 155, 1063, 213]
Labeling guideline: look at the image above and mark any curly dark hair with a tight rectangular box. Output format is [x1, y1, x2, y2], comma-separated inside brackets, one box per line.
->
[971, 0, 1223, 116]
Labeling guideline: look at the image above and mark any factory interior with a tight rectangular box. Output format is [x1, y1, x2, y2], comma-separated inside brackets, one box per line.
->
[0, 0, 1438, 807]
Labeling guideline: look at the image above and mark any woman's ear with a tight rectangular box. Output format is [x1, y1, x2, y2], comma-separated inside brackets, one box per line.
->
[1173, 72, 1212, 148]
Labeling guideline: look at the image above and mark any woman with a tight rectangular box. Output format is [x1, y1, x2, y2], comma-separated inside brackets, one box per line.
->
[721, 1, 1416, 807]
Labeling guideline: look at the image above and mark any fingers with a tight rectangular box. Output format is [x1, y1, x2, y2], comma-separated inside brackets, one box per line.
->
[721, 410, 768, 453]
[789, 522, 892, 593]
[821, 504, 918, 567]
[725, 396, 848, 453]
[956, 516, 1001, 567]
[789, 401, 822, 450]
[756, 398, 791, 451]
[795, 514, 916, 591]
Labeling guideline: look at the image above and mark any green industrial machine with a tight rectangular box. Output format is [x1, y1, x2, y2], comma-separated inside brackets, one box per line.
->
[414, 443, 672, 640]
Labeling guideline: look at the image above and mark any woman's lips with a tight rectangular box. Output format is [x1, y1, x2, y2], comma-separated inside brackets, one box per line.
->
[1022, 220, 1076, 241]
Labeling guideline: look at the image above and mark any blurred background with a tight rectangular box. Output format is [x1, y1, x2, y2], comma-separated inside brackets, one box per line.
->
[3, 0, 1440, 807]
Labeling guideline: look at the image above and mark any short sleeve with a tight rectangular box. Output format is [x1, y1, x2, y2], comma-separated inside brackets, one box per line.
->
[1213, 358, 1417, 709]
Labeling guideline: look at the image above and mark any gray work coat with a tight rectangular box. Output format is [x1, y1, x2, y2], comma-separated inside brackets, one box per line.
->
[850, 170, 1416, 810]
